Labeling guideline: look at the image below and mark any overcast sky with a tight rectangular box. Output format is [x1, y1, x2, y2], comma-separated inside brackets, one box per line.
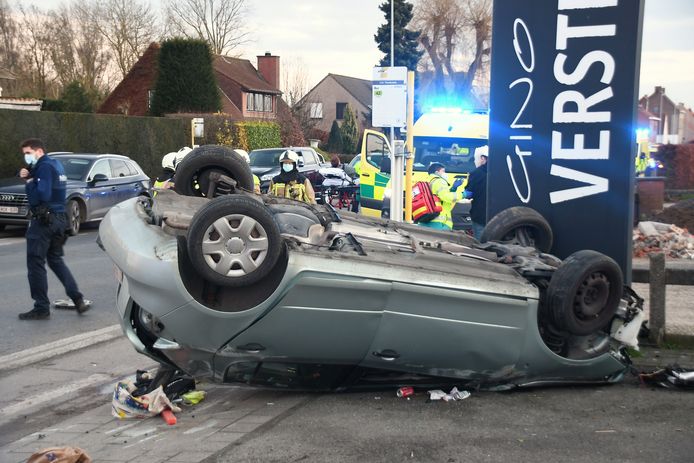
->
[31, 0, 694, 106]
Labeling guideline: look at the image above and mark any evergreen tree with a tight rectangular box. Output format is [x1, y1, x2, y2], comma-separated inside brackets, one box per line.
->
[61, 81, 94, 113]
[374, 0, 423, 71]
[150, 38, 221, 116]
[340, 105, 359, 154]
[327, 120, 343, 153]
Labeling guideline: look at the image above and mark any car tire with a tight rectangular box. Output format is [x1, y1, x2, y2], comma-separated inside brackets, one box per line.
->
[187, 195, 282, 287]
[480, 206, 553, 252]
[174, 145, 254, 197]
[66, 199, 81, 236]
[546, 250, 623, 336]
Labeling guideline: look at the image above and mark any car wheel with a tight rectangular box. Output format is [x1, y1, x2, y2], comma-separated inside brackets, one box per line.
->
[480, 206, 553, 252]
[187, 195, 282, 287]
[66, 199, 81, 236]
[174, 145, 254, 197]
[546, 250, 623, 336]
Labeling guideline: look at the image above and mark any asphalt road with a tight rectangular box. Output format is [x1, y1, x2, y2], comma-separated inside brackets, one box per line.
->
[0, 223, 120, 355]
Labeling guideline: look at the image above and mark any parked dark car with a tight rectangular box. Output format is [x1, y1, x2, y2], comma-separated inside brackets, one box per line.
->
[249, 147, 326, 193]
[0, 153, 150, 235]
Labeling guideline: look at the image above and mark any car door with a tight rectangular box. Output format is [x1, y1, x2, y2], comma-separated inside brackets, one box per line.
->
[359, 130, 392, 217]
[218, 275, 390, 369]
[109, 159, 141, 203]
[85, 159, 115, 218]
[359, 282, 530, 378]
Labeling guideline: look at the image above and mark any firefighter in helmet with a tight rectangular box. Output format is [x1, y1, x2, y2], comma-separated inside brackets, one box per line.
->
[420, 162, 463, 231]
[269, 150, 316, 203]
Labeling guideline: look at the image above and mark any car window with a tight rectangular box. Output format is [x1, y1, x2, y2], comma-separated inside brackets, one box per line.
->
[125, 161, 141, 176]
[110, 159, 131, 177]
[300, 150, 317, 164]
[89, 159, 112, 179]
[249, 149, 285, 167]
[413, 137, 485, 174]
[56, 157, 91, 180]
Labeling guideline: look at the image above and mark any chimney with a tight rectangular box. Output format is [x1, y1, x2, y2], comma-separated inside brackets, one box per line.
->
[257, 52, 280, 90]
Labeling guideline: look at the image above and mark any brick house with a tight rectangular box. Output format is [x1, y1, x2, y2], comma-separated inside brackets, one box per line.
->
[297, 74, 372, 134]
[98, 43, 282, 120]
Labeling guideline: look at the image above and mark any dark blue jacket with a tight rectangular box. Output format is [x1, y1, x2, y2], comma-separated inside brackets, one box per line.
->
[26, 155, 67, 213]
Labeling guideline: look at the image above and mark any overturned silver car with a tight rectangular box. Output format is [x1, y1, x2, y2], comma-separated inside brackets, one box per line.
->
[98, 146, 644, 391]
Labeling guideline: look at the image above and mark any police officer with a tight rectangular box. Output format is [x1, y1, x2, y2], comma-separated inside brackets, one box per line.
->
[269, 150, 316, 203]
[18, 139, 89, 320]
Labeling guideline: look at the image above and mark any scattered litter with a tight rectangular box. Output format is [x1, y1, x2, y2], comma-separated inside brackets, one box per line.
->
[427, 387, 471, 401]
[26, 446, 92, 463]
[182, 390, 206, 405]
[633, 221, 694, 259]
[396, 386, 414, 398]
[160, 408, 177, 425]
[639, 365, 694, 390]
[112, 380, 181, 419]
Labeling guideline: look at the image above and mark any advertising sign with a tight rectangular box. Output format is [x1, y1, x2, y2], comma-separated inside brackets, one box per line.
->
[372, 66, 408, 127]
[488, 0, 645, 279]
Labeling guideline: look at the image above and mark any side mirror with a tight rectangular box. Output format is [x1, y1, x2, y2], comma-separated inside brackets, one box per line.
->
[90, 173, 108, 185]
[297, 159, 305, 168]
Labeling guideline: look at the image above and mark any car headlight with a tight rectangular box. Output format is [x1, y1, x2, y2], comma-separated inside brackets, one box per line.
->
[138, 307, 163, 335]
[260, 174, 274, 181]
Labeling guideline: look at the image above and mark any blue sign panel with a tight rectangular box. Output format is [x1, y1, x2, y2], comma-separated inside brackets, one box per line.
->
[488, 0, 645, 280]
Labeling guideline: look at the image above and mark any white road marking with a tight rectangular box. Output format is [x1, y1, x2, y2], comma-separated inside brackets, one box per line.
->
[0, 238, 25, 246]
[0, 373, 111, 417]
[0, 324, 122, 372]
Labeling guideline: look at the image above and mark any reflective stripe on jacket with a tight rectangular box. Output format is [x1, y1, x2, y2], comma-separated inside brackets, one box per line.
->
[428, 174, 459, 230]
[271, 180, 311, 203]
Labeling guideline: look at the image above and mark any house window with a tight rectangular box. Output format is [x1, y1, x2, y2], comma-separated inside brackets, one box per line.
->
[336, 102, 347, 120]
[147, 90, 154, 109]
[247, 92, 273, 112]
[310, 102, 323, 119]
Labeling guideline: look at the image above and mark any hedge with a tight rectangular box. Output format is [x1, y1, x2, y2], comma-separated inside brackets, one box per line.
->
[657, 144, 694, 189]
[0, 109, 189, 179]
[206, 116, 282, 151]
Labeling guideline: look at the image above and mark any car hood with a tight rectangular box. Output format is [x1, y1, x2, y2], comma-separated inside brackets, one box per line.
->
[0, 178, 26, 193]
[251, 166, 279, 179]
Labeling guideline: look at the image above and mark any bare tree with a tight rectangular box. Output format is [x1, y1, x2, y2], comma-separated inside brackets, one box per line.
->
[0, 0, 18, 72]
[79, 0, 161, 79]
[281, 56, 309, 108]
[414, 0, 491, 101]
[16, 4, 54, 97]
[164, 0, 249, 55]
[47, 2, 111, 99]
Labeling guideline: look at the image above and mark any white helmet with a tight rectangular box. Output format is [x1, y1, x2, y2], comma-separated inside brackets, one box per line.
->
[279, 149, 299, 164]
[233, 149, 250, 163]
[161, 151, 177, 170]
[174, 146, 192, 166]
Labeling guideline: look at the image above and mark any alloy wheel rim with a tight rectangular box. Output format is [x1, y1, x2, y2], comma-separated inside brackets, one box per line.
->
[201, 213, 269, 277]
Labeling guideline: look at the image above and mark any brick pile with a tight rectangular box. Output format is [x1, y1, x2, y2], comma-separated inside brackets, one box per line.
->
[633, 221, 694, 259]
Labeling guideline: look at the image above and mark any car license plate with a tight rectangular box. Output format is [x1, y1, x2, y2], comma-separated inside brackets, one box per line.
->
[0, 206, 19, 214]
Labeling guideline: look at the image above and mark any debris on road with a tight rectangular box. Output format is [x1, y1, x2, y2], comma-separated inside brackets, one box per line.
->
[633, 221, 694, 259]
[181, 390, 206, 405]
[396, 386, 414, 398]
[427, 387, 471, 402]
[639, 365, 694, 390]
[111, 380, 181, 419]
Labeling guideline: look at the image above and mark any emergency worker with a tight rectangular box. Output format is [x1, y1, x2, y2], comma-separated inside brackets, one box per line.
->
[420, 162, 463, 231]
[233, 149, 261, 194]
[269, 150, 316, 204]
[153, 151, 177, 190]
[18, 138, 89, 320]
[464, 146, 489, 240]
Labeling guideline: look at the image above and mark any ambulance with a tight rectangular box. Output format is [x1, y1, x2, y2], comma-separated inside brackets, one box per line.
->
[358, 108, 488, 229]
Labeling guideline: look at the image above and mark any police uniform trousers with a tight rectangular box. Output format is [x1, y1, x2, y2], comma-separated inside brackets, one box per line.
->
[26, 213, 82, 312]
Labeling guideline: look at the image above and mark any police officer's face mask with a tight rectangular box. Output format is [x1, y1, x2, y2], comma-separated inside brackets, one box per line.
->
[23, 150, 37, 166]
[282, 163, 294, 173]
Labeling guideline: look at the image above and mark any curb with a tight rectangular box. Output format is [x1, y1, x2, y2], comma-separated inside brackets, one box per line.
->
[0, 324, 122, 373]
